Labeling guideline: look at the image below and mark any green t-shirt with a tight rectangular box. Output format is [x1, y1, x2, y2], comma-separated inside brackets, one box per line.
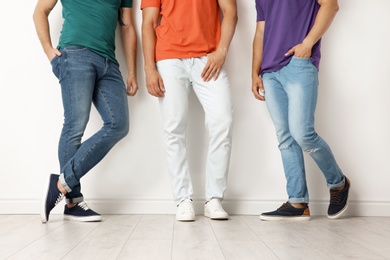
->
[58, 0, 133, 65]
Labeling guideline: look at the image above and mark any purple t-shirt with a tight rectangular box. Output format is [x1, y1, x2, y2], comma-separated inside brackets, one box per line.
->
[256, 0, 321, 75]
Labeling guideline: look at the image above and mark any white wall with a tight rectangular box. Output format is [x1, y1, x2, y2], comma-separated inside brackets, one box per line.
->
[1, 0, 389, 216]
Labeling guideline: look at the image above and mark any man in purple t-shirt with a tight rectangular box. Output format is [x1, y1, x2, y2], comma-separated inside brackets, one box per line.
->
[252, 0, 350, 221]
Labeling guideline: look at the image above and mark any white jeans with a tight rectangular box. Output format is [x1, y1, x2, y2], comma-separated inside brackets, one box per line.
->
[156, 57, 233, 204]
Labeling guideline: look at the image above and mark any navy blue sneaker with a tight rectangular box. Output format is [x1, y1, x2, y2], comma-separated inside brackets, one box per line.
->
[328, 177, 350, 219]
[260, 201, 310, 221]
[41, 174, 65, 223]
[64, 201, 102, 222]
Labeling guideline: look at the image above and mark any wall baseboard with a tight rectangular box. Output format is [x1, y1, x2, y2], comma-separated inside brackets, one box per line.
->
[1, 199, 389, 216]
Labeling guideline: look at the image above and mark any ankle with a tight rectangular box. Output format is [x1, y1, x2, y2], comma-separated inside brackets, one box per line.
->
[291, 203, 307, 208]
[66, 203, 77, 208]
[57, 180, 67, 195]
[332, 183, 345, 191]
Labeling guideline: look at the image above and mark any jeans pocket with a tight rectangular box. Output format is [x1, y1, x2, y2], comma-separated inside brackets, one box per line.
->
[290, 56, 315, 69]
[50, 55, 59, 64]
[50, 55, 61, 79]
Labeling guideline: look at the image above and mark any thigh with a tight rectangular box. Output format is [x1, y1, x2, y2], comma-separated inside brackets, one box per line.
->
[59, 46, 97, 130]
[263, 73, 290, 139]
[282, 57, 319, 136]
[190, 57, 233, 121]
[93, 61, 129, 126]
[157, 59, 192, 126]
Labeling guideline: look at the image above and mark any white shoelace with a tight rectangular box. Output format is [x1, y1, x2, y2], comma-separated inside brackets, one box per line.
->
[78, 201, 90, 211]
[55, 193, 65, 206]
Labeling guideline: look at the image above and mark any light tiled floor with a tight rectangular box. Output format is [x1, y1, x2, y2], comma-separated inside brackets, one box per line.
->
[0, 215, 389, 259]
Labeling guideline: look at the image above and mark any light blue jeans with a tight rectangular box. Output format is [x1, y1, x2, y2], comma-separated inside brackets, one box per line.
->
[262, 57, 345, 204]
[156, 57, 233, 204]
[51, 46, 129, 203]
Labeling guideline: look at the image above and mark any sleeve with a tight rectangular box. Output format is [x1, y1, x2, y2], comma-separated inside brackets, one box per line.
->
[256, 0, 265, 22]
[121, 0, 133, 8]
[140, 0, 160, 9]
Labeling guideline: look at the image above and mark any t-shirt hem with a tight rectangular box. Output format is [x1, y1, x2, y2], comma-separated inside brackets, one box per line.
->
[140, 0, 159, 9]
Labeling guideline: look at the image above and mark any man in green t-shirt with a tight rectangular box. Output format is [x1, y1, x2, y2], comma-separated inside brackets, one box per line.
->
[33, 0, 138, 223]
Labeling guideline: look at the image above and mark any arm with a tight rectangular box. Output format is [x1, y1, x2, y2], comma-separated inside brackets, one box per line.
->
[33, 0, 61, 61]
[201, 0, 238, 82]
[252, 21, 265, 101]
[285, 0, 339, 57]
[119, 8, 138, 96]
[141, 7, 165, 97]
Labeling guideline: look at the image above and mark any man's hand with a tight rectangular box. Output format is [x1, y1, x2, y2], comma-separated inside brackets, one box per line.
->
[126, 75, 138, 96]
[201, 48, 227, 82]
[145, 67, 165, 97]
[252, 75, 265, 101]
[46, 47, 62, 61]
[285, 41, 312, 58]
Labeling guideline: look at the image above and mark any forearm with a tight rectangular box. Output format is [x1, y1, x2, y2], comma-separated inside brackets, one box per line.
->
[120, 25, 137, 77]
[252, 38, 263, 78]
[303, 0, 339, 48]
[142, 23, 157, 72]
[252, 23, 264, 78]
[251, 22, 265, 100]
[33, 9, 55, 56]
[217, 7, 238, 56]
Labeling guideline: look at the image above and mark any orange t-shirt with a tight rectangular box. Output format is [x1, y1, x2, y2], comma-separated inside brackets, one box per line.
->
[141, 0, 221, 61]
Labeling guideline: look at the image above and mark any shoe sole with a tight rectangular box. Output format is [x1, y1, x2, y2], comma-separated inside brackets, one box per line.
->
[176, 213, 196, 221]
[40, 174, 52, 223]
[176, 217, 195, 222]
[327, 205, 348, 219]
[260, 215, 311, 221]
[64, 215, 102, 222]
[205, 216, 229, 220]
[204, 211, 229, 220]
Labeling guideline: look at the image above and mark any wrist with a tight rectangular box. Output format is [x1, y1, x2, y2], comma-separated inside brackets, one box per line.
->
[252, 70, 261, 79]
[127, 72, 136, 80]
[302, 38, 315, 49]
[217, 47, 228, 57]
[219, 46, 228, 53]
[144, 63, 157, 72]
[43, 43, 54, 52]
[127, 69, 136, 77]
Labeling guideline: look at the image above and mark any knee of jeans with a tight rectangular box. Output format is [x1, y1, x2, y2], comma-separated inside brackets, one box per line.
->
[108, 115, 129, 141]
[275, 129, 294, 149]
[116, 118, 130, 139]
[277, 137, 297, 151]
[291, 131, 319, 152]
[63, 116, 89, 141]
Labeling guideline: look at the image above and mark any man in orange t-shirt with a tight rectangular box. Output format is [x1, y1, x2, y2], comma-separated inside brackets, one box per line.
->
[142, 0, 237, 222]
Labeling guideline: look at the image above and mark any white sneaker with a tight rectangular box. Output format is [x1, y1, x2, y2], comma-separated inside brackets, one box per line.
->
[176, 199, 195, 221]
[204, 198, 229, 220]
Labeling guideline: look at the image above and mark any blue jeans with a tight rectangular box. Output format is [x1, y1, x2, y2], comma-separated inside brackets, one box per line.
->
[50, 46, 129, 203]
[262, 57, 345, 204]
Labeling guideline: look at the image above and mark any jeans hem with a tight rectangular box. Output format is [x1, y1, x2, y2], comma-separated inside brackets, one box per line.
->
[59, 173, 72, 193]
[289, 198, 309, 204]
[65, 197, 84, 204]
[327, 176, 345, 189]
